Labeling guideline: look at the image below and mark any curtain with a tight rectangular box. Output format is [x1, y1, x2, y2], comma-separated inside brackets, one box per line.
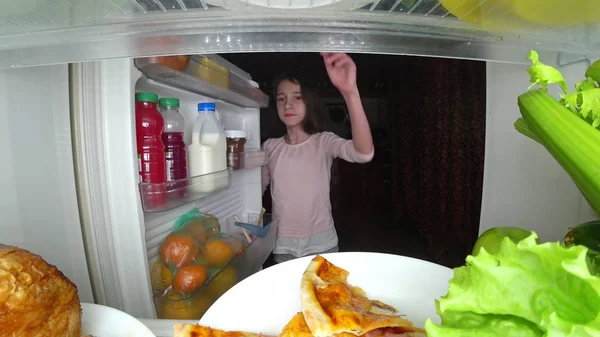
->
[391, 58, 486, 268]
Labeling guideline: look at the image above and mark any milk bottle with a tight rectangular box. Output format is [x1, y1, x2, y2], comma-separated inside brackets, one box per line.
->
[187, 102, 228, 193]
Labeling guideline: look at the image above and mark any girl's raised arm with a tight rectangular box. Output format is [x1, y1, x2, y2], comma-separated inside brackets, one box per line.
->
[321, 52, 374, 155]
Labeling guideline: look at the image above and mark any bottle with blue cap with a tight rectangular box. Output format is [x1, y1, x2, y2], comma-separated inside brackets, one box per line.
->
[188, 102, 227, 189]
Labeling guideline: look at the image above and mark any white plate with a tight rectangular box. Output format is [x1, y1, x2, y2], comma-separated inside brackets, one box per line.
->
[81, 302, 156, 337]
[200, 252, 453, 334]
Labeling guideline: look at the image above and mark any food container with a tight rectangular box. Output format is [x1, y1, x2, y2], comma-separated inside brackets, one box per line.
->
[199, 54, 252, 81]
[186, 56, 230, 89]
[225, 130, 247, 170]
[144, 55, 190, 72]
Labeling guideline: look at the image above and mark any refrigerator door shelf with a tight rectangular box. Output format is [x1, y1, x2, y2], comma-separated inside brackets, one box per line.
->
[228, 149, 267, 171]
[135, 58, 269, 109]
[139, 169, 232, 213]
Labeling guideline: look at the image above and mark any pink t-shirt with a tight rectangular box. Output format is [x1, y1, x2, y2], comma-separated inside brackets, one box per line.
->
[261, 132, 374, 242]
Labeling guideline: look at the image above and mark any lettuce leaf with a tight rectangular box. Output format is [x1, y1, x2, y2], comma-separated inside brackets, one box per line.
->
[426, 310, 543, 337]
[424, 233, 600, 337]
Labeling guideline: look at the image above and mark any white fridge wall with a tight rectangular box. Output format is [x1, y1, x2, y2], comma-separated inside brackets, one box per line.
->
[0, 64, 94, 303]
[480, 61, 597, 242]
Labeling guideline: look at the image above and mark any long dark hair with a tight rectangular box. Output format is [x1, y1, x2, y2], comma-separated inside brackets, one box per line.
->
[272, 72, 323, 135]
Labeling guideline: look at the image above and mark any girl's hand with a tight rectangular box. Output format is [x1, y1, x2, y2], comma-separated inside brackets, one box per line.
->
[321, 52, 358, 96]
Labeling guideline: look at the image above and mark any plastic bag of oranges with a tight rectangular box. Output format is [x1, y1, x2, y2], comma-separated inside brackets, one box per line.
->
[150, 208, 247, 319]
[174, 208, 220, 245]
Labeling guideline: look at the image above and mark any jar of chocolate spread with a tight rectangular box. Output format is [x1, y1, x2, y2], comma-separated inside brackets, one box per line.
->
[225, 130, 247, 169]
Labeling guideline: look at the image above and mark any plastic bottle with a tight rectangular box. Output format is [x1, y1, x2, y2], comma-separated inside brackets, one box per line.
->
[135, 92, 167, 208]
[187, 102, 227, 193]
[159, 97, 188, 199]
[159, 97, 188, 179]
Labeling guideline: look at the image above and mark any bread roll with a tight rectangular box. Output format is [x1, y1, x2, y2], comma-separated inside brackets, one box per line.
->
[0, 244, 81, 337]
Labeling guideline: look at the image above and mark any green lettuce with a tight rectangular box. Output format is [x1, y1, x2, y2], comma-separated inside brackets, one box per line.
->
[424, 233, 600, 337]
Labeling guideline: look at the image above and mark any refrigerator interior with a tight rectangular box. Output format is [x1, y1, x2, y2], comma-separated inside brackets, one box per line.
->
[0, 1, 600, 336]
[2, 53, 596, 323]
[2, 54, 598, 318]
[72, 51, 597, 325]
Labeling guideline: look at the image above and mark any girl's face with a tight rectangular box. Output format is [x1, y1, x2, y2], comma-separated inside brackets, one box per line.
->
[276, 80, 306, 128]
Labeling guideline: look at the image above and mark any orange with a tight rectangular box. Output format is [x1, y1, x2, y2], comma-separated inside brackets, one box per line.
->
[204, 240, 234, 266]
[160, 233, 199, 268]
[185, 217, 220, 243]
[206, 266, 238, 300]
[156, 291, 213, 319]
[172, 264, 208, 295]
[185, 219, 209, 243]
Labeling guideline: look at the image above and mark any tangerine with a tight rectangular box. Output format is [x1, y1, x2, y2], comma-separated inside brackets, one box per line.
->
[185, 219, 209, 243]
[156, 291, 212, 319]
[184, 216, 220, 243]
[172, 264, 208, 295]
[206, 266, 238, 300]
[204, 240, 234, 266]
[160, 233, 199, 268]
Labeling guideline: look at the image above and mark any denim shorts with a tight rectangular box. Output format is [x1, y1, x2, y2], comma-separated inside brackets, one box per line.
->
[273, 245, 339, 264]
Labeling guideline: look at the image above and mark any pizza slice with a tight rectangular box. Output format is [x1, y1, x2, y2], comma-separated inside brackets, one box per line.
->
[280, 312, 315, 337]
[281, 312, 363, 337]
[281, 312, 425, 337]
[300, 256, 426, 337]
[173, 323, 275, 337]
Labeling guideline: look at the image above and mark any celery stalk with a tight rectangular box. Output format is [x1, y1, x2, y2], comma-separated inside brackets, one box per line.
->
[518, 89, 600, 214]
[514, 117, 543, 145]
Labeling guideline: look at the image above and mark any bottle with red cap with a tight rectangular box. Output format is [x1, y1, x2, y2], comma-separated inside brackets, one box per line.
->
[159, 97, 188, 198]
[135, 92, 167, 208]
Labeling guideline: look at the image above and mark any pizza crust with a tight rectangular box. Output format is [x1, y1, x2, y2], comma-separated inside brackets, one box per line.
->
[173, 323, 275, 337]
[281, 312, 426, 337]
[280, 312, 315, 337]
[300, 255, 425, 337]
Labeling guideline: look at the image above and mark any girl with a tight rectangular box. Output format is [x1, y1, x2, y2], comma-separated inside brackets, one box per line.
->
[261, 52, 374, 264]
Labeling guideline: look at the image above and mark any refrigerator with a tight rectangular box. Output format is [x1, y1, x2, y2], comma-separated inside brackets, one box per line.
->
[0, 0, 598, 336]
